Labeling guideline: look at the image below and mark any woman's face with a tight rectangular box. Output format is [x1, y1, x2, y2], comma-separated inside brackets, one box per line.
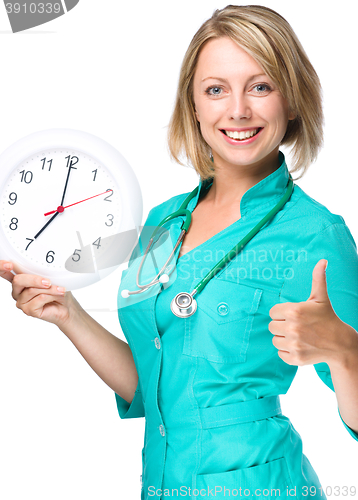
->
[193, 37, 295, 174]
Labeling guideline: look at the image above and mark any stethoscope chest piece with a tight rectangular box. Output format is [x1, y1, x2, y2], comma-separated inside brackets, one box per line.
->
[170, 292, 197, 318]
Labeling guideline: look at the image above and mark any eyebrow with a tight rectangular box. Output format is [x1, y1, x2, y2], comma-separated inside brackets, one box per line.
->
[201, 73, 268, 83]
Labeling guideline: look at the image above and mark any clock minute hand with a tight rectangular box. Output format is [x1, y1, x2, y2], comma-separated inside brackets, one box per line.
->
[43, 189, 113, 216]
[34, 211, 60, 240]
[60, 165, 74, 206]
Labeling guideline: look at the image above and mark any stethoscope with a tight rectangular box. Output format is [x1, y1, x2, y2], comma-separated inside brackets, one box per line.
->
[121, 174, 294, 318]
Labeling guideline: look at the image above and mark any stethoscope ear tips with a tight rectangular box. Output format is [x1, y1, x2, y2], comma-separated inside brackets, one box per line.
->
[121, 271, 169, 298]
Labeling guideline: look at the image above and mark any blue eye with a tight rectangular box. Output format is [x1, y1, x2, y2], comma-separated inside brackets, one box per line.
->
[253, 84, 271, 93]
[204, 83, 271, 97]
[205, 86, 223, 96]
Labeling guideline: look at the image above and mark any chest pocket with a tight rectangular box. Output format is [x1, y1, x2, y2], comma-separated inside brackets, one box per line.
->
[183, 279, 262, 364]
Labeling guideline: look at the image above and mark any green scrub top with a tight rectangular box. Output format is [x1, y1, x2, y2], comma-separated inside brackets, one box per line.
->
[115, 151, 358, 499]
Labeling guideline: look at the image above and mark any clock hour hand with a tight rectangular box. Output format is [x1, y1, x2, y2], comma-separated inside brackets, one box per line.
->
[34, 211, 60, 240]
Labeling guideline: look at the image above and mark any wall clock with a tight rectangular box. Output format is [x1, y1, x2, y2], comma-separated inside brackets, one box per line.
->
[0, 129, 142, 290]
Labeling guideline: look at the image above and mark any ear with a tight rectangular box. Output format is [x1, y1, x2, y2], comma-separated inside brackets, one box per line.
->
[288, 109, 296, 121]
[194, 104, 200, 122]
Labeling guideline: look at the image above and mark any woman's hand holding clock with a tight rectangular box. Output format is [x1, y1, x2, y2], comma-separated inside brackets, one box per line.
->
[0, 130, 143, 403]
[0, 257, 141, 402]
[0, 259, 75, 327]
[0, 129, 141, 291]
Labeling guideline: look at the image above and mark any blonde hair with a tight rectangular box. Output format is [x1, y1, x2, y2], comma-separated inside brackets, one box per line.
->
[167, 5, 324, 181]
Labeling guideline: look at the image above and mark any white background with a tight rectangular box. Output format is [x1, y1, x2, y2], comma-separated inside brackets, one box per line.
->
[0, 1, 357, 499]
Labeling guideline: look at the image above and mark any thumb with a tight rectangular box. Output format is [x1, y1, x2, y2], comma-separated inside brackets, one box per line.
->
[307, 259, 329, 303]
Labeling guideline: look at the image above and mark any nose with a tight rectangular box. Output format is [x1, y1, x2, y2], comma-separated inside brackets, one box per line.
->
[227, 93, 252, 121]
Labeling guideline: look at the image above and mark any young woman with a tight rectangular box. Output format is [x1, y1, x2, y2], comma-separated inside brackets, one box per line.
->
[1, 5, 358, 499]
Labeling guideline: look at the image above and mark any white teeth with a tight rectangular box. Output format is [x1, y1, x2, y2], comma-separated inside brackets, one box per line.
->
[225, 128, 259, 140]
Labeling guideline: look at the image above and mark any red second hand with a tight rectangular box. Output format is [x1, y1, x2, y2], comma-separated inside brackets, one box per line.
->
[44, 189, 113, 216]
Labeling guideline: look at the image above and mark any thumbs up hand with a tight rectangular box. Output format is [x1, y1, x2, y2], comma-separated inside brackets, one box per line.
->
[268, 259, 352, 366]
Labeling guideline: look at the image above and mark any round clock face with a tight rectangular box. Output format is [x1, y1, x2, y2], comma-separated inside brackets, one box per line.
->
[0, 129, 142, 290]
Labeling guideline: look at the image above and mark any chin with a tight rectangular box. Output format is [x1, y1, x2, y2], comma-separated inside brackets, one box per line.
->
[217, 152, 263, 168]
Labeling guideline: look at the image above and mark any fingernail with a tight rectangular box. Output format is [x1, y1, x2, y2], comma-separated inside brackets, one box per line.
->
[4, 263, 12, 270]
[325, 261, 328, 272]
[57, 287, 66, 293]
[42, 280, 51, 287]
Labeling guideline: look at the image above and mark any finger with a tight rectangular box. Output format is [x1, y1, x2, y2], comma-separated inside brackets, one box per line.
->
[269, 302, 291, 320]
[307, 259, 329, 303]
[268, 319, 287, 336]
[0, 260, 16, 283]
[19, 292, 66, 319]
[16, 285, 66, 306]
[12, 274, 65, 301]
[272, 334, 290, 352]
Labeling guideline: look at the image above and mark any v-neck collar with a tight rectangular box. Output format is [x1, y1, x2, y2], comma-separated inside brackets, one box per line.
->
[186, 150, 290, 218]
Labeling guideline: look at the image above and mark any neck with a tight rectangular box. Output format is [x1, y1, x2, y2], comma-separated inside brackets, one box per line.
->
[207, 150, 281, 207]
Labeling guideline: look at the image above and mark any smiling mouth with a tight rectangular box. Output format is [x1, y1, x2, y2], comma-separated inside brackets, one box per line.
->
[221, 128, 263, 141]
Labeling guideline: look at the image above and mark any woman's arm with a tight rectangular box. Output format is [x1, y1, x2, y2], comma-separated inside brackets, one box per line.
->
[273, 222, 358, 441]
[328, 323, 358, 435]
[0, 259, 139, 406]
[58, 291, 139, 404]
[271, 256, 358, 438]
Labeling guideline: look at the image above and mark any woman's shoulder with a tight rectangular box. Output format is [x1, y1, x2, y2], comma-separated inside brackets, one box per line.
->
[289, 183, 347, 230]
[285, 183, 358, 257]
[145, 191, 192, 225]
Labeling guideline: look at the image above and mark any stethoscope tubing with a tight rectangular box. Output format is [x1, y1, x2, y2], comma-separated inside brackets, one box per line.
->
[121, 188, 200, 298]
[194, 175, 294, 296]
[121, 175, 294, 312]
[135, 229, 185, 291]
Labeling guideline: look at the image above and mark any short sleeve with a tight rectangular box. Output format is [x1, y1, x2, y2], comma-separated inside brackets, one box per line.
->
[279, 222, 358, 442]
[115, 379, 145, 419]
[114, 210, 159, 420]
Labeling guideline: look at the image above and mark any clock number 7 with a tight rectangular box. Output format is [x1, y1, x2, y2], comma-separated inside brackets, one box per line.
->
[25, 238, 34, 251]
